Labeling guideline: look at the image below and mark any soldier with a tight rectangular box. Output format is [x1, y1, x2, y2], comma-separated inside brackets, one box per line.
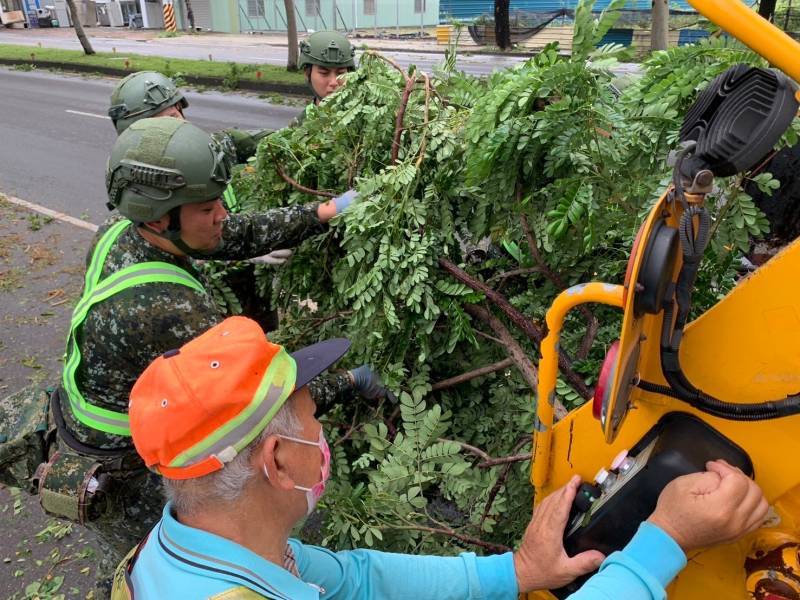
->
[299, 31, 357, 106]
[108, 70, 265, 166]
[108, 69, 290, 327]
[0, 117, 386, 594]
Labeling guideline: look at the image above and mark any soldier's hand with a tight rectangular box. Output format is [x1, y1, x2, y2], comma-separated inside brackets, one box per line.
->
[250, 249, 293, 266]
[514, 476, 605, 592]
[348, 365, 395, 401]
[647, 459, 768, 552]
[333, 189, 358, 214]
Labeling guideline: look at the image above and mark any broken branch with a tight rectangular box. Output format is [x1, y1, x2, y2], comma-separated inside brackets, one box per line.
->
[430, 358, 514, 391]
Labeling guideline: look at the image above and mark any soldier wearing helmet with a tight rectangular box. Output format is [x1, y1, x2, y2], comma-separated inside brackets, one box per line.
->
[299, 31, 357, 104]
[0, 117, 387, 595]
[108, 70, 266, 167]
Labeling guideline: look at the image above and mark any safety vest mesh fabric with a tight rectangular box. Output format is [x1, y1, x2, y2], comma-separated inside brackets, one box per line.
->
[62, 219, 206, 436]
[223, 185, 240, 213]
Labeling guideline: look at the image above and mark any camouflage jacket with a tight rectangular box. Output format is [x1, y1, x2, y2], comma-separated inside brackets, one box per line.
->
[61, 207, 351, 451]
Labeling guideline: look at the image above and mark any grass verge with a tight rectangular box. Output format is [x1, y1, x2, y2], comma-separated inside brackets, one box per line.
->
[0, 43, 306, 92]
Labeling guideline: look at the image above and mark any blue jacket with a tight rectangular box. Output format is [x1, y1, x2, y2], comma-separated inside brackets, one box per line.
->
[126, 503, 686, 599]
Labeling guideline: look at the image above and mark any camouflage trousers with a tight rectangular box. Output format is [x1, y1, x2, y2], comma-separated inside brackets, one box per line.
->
[0, 385, 163, 597]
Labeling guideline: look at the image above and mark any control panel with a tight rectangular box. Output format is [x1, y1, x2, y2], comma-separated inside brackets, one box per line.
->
[550, 412, 753, 598]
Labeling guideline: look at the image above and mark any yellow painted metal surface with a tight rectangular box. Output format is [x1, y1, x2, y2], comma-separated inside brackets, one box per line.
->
[528, 230, 800, 599]
[526, 2, 800, 599]
[688, 0, 800, 85]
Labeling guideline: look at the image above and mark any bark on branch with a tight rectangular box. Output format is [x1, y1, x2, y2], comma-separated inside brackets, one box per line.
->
[391, 76, 418, 165]
[439, 257, 591, 400]
[462, 303, 541, 395]
[430, 358, 514, 392]
[519, 213, 599, 360]
[386, 524, 511, 554]
[268, 147, 336, 198]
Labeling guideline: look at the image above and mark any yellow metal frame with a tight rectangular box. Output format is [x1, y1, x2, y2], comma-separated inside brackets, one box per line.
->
[528, 1, 800, 598]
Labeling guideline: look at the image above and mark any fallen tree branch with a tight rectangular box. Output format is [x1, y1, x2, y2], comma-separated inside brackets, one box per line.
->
[478, 453, 532, 468]
[440, 257, 591, 401]
[480, 437, 531, 527]
[268, 146, 336, 198]
[519, 212, 599, 361]
[439, 438, 491, 462]
[385, 523, 511, 554]
[430, 358, 514, 391]
[464, 303, 568, 419]
[391, 75, 418, 165]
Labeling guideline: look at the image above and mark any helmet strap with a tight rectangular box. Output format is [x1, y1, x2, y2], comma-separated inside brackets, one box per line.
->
[140, 208, 218, 257]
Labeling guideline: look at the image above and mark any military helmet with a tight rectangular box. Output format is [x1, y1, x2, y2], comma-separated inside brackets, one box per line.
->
[108, 71, 189, 135]
[106, 117, 232, 223]
[299, 31, 356, 70]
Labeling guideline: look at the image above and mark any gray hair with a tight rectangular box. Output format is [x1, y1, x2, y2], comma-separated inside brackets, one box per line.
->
[164, 398, 301, 516]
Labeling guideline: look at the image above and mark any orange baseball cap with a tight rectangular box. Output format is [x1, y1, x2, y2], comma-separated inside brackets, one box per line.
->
[129, 316, 349, 480]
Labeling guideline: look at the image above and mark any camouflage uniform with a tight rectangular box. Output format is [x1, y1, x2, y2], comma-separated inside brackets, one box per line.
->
[0, 208, 352, 594]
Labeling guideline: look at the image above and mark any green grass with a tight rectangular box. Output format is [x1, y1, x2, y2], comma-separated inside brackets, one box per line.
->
[0, 43, 305, 87]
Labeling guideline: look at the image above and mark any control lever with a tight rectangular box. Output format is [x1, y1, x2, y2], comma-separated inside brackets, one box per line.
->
[569, 482, 602, 525]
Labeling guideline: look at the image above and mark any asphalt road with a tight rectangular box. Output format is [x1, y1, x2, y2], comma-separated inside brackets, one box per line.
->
[1, 29, 527, 77]
[0, 66, 301, 224]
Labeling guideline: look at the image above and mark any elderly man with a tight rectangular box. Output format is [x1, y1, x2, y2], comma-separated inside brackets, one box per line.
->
[112, 316, 768, 599]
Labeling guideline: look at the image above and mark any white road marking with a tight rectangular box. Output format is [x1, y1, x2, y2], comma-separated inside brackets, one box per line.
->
[2, 194, 98, 232]
[65, 109, 110, 120]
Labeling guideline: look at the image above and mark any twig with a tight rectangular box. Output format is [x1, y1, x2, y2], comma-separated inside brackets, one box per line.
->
[430, 358, 514, 391]
[415, 74, 431, 169]
[473, 329, 504, 346]
[478, 453, 532, 468]
[519, 212, 599, 362]
[480, 437, 531, 526]
[439, 257, 545, 345]
[273, 160, 336, 198]
[439, 438, 491, 462]
[334, 411, 361, 447]
[463, 303, 568, 419]
[267, 146, 336, 198]
[391, 75, 417, 165]
[487, 267, 543, 286]
[385, 523, 511, 553]
[363, 50, 410, 83]
[439, 257, 591, 400]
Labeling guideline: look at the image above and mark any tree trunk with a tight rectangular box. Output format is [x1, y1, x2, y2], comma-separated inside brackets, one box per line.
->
[284, 0, 299, 71]
[184, 0, 195, 30]
[494, 0, 511, 50]
[65, 0, 95, 56]
[650, 0, 669, 51]
[758, 0, 778, 21]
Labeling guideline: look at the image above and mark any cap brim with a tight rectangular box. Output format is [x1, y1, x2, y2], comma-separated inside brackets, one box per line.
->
[290, 338, 351, 390]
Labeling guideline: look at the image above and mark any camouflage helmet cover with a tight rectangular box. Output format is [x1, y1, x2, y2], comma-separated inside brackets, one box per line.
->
[108, 71, 189, 135]
[105, 117, 232, 223]
[299, 31, 356, 70]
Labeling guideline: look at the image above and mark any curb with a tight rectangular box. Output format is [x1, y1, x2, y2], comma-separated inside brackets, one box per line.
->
[0, 57, 308, 95]
[247, 39, 538, 57]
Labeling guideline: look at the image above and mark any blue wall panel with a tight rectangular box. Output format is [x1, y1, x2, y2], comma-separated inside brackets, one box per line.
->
[440, 0, 694, 20]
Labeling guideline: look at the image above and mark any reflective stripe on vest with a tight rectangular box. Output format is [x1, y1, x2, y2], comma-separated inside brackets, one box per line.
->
[63, 220, 206, 436]
[223, 185, 240, 213]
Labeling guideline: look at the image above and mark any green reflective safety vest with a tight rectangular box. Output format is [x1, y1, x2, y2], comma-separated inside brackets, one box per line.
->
[62, 219, 206, 436]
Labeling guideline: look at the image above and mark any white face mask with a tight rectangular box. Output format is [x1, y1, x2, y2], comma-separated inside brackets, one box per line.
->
[263, 429, 331, 516]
